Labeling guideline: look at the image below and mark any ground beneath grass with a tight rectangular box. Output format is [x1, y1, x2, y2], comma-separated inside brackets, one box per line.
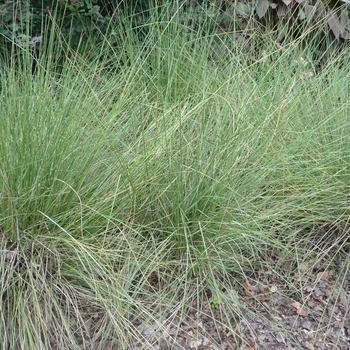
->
[53, 251, 349, 349]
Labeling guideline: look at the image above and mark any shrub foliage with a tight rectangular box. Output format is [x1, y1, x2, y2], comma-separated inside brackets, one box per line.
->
[0, 0, 349, 64]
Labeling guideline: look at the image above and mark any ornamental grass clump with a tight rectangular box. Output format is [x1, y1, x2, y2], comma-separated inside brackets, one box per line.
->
[0, 1, 349, 348]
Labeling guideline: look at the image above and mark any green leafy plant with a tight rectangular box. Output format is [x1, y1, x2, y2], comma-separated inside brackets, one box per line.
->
[210, 296, 221, 309]
[0, 0, 110, 59]
[171, 0, 349, 68]
[253, 0, 350, 40]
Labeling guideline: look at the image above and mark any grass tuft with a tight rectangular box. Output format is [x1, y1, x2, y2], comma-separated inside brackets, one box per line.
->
[0, 2, 349, 348]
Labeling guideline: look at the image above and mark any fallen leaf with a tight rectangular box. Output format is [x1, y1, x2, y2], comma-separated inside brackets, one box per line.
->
[291, 301, 307, 316]
[299, 261, 311, 273]
[243, 281, 259, 296]
[314, 287, 325, 297]
[244, 340, 259, 349]
[316, 270, 334, 281]
[307, 299, 316, 308]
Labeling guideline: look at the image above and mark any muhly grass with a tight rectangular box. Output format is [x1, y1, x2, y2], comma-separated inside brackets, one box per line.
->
[1, 5, 350, 348]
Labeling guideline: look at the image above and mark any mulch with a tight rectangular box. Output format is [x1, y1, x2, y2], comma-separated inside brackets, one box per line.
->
[131, 262, 350, 349]
[68, 261, 349, 349]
